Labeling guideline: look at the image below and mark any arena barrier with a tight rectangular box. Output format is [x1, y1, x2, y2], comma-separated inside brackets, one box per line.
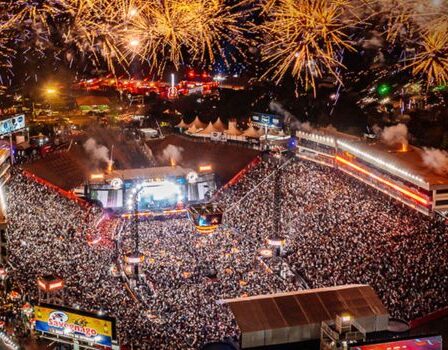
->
[410, 306, 448, 329]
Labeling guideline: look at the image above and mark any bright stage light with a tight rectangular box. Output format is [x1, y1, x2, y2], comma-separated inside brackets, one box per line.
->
[140, 181, 181, 201]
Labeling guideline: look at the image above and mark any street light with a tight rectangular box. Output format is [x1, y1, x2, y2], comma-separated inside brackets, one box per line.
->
[46, 87, 57, 95]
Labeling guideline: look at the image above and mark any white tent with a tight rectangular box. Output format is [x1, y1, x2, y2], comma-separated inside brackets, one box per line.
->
[198, 122, 218, 135]
[187, 124, 199, 134]
[243, 125, 263, 138]
[191, 116, 207, 129]
[213, 117, 227, 132]
[225, 121, 242, 136]
[176, 119, 190, 128]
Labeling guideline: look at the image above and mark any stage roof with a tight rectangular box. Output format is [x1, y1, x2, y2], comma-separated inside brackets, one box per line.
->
[223, 285, 388, 333]
[91, 166, 192, 183]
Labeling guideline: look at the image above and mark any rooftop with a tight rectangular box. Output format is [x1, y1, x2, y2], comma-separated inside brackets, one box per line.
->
[91, 166, 193, 183]
[223, 284, 388, 333]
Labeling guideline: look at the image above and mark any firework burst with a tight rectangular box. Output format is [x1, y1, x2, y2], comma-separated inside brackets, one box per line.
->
[406, 25, 448, 87]
[61, 0, 140, 73]
[124, 0, 247, 74]
[373, 0, 448, 43]
[258, 0, 358, 95]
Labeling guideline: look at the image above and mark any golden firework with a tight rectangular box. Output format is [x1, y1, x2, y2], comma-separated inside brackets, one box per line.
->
[62, 0, 142, 73]
[258, 0, 358, 96]
[406, 25, 448, 87]
[124, 0, 247, 74]
[374, 0, 448, 43]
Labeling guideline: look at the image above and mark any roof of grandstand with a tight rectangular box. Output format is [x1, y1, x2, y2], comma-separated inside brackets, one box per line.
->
[223, 284, 388, 333]
[297, 129, 448, 188]
[342, 140, 448, 187]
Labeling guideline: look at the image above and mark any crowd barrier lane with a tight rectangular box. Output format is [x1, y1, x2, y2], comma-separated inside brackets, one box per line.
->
[410, 306, 448, 329]
[22, 170, 88, 207]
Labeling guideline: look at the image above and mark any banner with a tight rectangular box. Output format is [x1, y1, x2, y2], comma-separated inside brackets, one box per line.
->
[34, 304, 116, 347]
[0, 114, 25, 136]
[251, 113, 282, 129]
[351, 336, 442, 350]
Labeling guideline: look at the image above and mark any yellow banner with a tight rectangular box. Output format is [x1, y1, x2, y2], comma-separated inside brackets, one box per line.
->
[34, 305, 113, 347]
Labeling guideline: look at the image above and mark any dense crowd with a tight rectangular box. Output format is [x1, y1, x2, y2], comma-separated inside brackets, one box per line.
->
[6, 170, 298, 349]
[5, 154, 448, 348]
[219, 156, 448, 321]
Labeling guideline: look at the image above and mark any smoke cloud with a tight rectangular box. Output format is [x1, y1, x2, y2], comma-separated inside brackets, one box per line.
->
[161, 144, 184, 166]
[421, 148, 448, 175]
[269, 101, 312, 132]
[83, 138, 110, 167]
[381, 123, 408, 147]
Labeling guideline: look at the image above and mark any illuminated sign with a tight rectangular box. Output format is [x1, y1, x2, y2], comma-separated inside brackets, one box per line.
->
[90, 174, 104, 180]
[251, 113, 282, 129]
[34, 304, 116, 348]
[0, 114, 26, 136]
[37, 277, 64, 292]
[199, 165, 213, 172]
[351, 336, 442, 350]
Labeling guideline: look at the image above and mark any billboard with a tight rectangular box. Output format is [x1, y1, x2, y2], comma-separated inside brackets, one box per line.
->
[34, 304, 117, 347]
[351, 336, 443, 350]
[0, 114, 25, 136]
[251, 113, 282, 129]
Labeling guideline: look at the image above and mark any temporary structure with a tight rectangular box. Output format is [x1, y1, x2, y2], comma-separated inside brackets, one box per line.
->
[213, 117, 227, 132]
[243, 125, 263, 138]
[175, 119, 190, 129]
[191, 116, 207, 130]
[225, 121, 242, 136]
[187, 124, 199, 134]
[198, 122, 218, 135]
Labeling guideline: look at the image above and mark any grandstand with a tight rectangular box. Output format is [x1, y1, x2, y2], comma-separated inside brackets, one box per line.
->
[296, 130, 448, 216]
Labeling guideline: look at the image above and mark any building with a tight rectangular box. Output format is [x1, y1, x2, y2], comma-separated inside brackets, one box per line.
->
[223, 284, 389, 349]
[296, 130, 448, 216]
[76, 95, 111, 114]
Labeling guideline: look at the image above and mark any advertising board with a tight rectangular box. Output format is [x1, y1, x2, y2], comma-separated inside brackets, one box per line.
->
[0, 114, 26, 136]
[351, 336, 443, 350]
[34, 304, 117, 348]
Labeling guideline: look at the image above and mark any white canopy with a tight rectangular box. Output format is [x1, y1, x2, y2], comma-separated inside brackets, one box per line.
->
[176, 119, 190, 128]
[198, 122, 219, 135]
[225, 121, 242, 136]
[191, 116, 207, 129]
[187, 124, 199, 134]
[243, 125, 263, 138]
[213, 117, 227, 132]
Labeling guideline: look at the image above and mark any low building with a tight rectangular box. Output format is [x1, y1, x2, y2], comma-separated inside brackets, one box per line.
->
[223, 284, 389, 349]
[76, 95, 111, 114]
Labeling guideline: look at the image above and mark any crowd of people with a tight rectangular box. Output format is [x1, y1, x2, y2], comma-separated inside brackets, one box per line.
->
[4, 153, 448, 348]
[218, 156, 448, 321]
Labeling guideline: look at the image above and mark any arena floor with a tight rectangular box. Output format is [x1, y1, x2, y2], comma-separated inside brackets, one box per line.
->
[147, 134, 260, 185]
[23, 132, 260, 191]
